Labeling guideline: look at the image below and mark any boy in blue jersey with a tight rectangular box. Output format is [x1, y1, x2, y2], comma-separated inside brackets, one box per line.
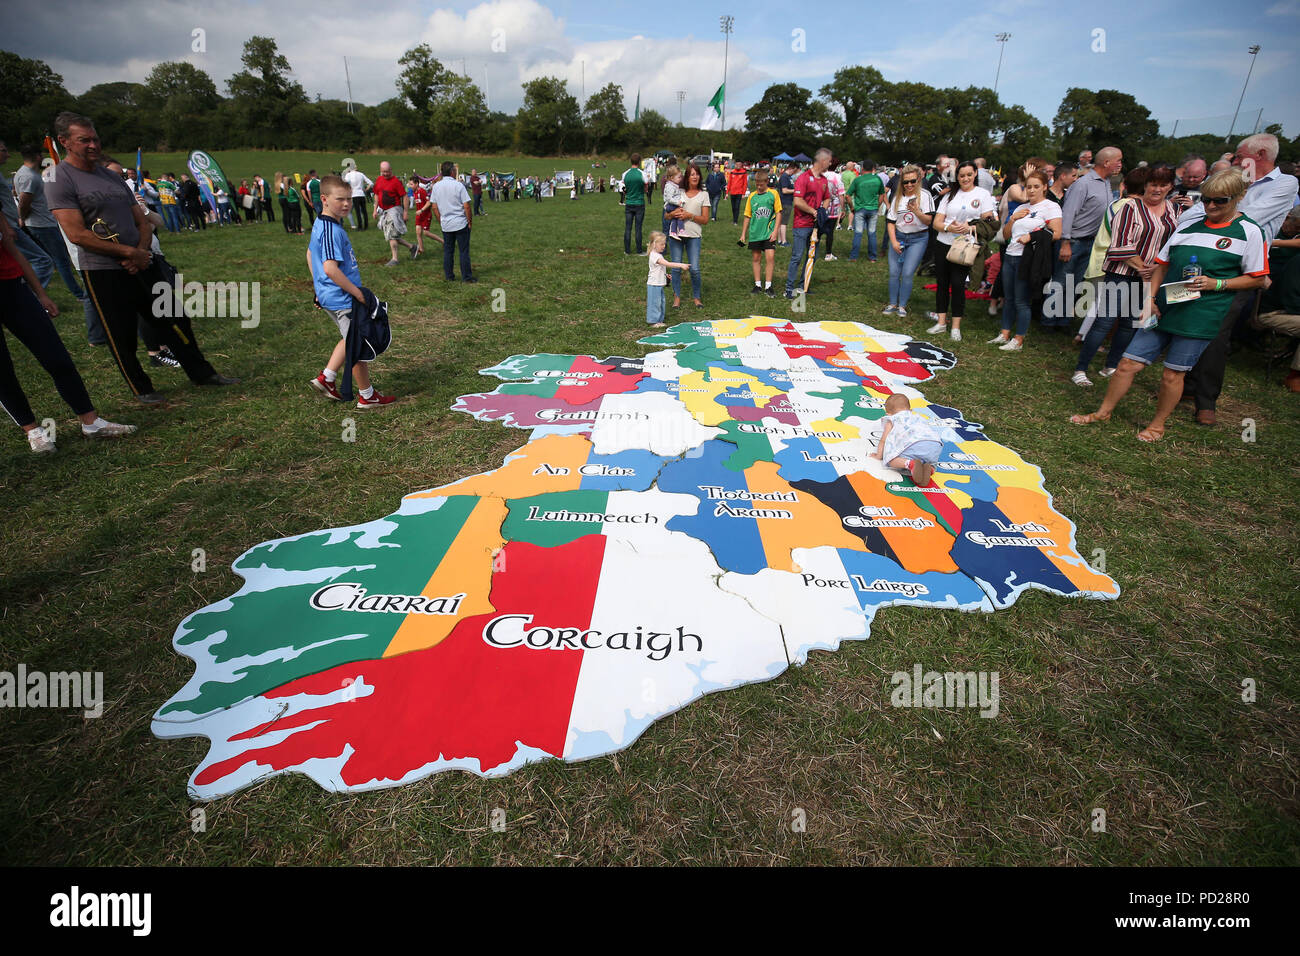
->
[306, 175, 395, 407]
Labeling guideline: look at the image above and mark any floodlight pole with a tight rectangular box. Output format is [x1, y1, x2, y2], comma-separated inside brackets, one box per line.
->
[720, 16, 734, 130]
[676, 90, 686, 125]
[993, 33, 1011, 96]
[1227, 45, 1261, 143]
[344, 57, 354, 114]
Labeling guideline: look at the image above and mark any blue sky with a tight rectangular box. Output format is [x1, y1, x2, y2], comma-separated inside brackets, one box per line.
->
[11, 0, 1299, 140]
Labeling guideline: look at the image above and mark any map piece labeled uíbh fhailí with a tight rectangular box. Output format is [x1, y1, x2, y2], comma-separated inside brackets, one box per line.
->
[153, 319, 1119, 799]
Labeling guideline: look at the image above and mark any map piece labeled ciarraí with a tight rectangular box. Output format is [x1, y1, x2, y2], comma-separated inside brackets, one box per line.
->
[154, 319, 1119, 799]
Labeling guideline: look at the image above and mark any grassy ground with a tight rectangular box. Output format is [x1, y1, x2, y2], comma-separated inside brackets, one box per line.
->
[1, 149, 1297, 865]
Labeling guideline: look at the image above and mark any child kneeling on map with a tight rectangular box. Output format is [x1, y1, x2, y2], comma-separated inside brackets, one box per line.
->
[306, 176, 396, 408]
[872, 393, 942, 486]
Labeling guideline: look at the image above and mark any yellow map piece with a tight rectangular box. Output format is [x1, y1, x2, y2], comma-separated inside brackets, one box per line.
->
[810, 416, 860, 443]
[955, 440, 1046, 493]
[677, 368, 786, 426]
[383, 496, 508, 657]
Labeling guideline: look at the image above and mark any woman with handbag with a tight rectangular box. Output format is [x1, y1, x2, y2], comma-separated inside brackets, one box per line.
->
[928, 161, 995, 341]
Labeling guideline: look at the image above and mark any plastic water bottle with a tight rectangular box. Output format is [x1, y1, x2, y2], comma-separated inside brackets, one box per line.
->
[1182, 255, 1202, 282]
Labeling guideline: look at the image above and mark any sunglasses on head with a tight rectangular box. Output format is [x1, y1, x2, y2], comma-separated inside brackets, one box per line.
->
[1202, 195, 1232, 206]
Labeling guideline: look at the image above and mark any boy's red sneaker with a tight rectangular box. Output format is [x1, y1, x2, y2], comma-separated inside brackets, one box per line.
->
[310, 373, 342, 401]
[356, 388, 397, 409]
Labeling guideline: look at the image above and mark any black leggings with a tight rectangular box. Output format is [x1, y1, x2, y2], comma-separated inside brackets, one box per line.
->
[353, 196, 369, 230]
[731, 194, 743, 223]
[279, 199, 292, 232]
[82, 263, 217, 397]
[185, 202, 206, 229]
[0, 277, 93, 428]
[933, 252, 972, 318]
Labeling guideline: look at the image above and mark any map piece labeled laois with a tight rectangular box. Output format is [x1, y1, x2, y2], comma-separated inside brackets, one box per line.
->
[155, 319, 1119, 799]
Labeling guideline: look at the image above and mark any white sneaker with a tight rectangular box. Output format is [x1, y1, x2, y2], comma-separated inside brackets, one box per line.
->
[823, 253, 837, 261]
[896, 307, 908, 318]
[27, 426, 56, 454]
[926, 321, 947, 334]
[987, 334, 1009, 345]
[1099, 367, 1116, 378]
[82, 418, 138, 438]
[882, 305, 897, 315]
[987, 301, 998, 315]
[950, 328, 962, 342]
[998, 338, 1023, 351]
[1071, 371, 1093, 387]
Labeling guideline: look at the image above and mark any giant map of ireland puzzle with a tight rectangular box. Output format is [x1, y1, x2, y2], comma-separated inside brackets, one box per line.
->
[153, 318, 1120, 799]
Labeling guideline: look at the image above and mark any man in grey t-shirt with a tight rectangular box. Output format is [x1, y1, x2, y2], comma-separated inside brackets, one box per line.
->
[46, 111, 236, 402]
[430, 161, 474, 282]
[0, 140, 55, 289]
[16, 144, 88, 305]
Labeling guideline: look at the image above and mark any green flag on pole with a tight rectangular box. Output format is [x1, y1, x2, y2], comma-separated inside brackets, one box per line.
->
[700, 84, 724, 130]
[634, 90, 640, 121]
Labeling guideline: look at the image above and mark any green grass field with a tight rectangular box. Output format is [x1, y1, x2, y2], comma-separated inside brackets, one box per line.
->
[2, 149, 1297, 865]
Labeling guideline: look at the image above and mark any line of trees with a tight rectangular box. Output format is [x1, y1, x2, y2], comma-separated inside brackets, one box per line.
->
[1, 45, 1291, 166]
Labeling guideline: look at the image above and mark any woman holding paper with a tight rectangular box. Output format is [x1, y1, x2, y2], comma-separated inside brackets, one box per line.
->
[1069, 169, 1268, 442]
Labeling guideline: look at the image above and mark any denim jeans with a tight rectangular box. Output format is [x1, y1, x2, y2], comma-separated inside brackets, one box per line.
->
[668, 235, 702, 301]
[1048, 233, 1094, 327]
[646, 283, 666, 324]
[624, 203, 645, 254]
[12, 228, 52, 288]
[1075, 271, 1141, 372]
[28, 226, 86, 301]
[160, 204, 182, 232]
[785, 226, 814, 293]
[442, 227, 472, 279]
[850, 208, 879, 260]
[1000, 253, 1033, 337]
[707, 191, 721, 220]
[887, 230, 929, 307]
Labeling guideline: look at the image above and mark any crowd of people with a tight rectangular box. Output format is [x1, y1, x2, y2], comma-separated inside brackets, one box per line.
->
[617, 133, 1300, 438]
[4, 104, 1299, 455]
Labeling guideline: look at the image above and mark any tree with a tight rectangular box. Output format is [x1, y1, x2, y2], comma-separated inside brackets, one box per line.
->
[991, 104, 1053, 171]
[818, 66, 887, 156]
[396, 44, 451, 115]
[873, 81, 949, 163]
[141, 62, 220, 149]
[0, 50, 68, 146]
[942, 86, 1004, 160]
[226, 37, 307, 148]
[742, 83, 830, 159]
[1053, 88, 1159, 162]
[429, 75, 490, 149]
[515, 76, 582, 155]
[625, 108, 670, 151]
[583, 83, 626, 154]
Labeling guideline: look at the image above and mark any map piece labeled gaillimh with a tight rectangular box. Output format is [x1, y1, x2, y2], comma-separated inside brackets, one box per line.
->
[154, 319, 1118, 799]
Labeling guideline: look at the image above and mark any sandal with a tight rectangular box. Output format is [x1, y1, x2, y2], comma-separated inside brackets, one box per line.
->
[1069, 411, 1111, 425]
[1136, 426, 1165, 442]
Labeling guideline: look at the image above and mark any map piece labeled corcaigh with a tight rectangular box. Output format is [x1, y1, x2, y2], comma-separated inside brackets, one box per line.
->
[154, 319, 1119, 799]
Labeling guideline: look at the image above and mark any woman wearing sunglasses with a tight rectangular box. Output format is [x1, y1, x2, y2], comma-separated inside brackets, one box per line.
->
[883, 165, 934, 317]
[1070, 168, 1268, 442]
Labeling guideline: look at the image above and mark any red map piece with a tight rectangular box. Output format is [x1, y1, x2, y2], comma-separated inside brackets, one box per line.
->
[194, 536, 607, 787]
[864, 351, 932, 380]
[553, 356, 648, 407]
[757, 323, 843, 361]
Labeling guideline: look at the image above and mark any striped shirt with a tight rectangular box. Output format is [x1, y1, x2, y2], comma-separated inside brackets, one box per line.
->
[1104, 199, 1177, 277]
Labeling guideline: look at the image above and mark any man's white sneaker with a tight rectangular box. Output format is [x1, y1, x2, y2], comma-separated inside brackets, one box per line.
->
[926, 321, 947, 334]
[1071, 371, 1093, 387]
[998, 338, 1023, 351]
[950, 328, 962, 342]
[27, 426, 55, 454]
[82, 418, 137, 438]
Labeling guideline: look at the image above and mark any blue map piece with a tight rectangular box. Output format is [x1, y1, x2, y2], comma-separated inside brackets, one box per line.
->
[948, 497, 1077, 606]
[836, 550, 991, 612]
[774, 437, 841, 484]
[715, 384, 760, 408]
[578, 448, 672, 491]
[927, 404, 986, 441]
[938, 443, 1000, 503]
[629, 375, 675, 396]
[810, 360, 868, 385]
[657, 440, 766, 574]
